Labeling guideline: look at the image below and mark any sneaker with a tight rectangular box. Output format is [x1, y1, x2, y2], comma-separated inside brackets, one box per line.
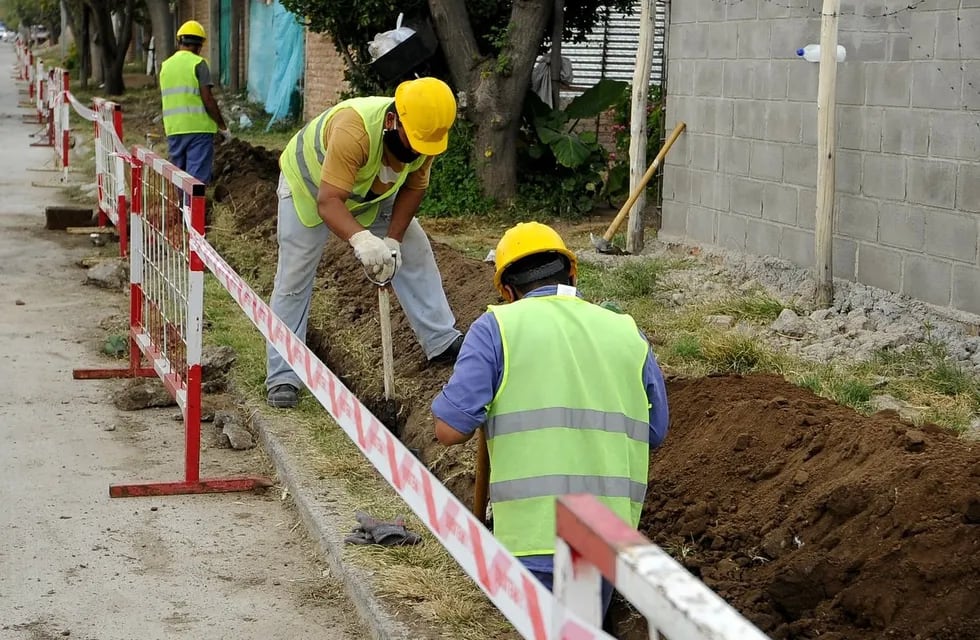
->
[267, 384, 299, 408]
[428, 335, 464, 365]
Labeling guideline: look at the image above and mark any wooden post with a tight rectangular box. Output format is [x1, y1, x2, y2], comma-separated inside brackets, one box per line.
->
[814, 0, 840, 307]
[550, 0, 564, 109]
[626, 0, 656, 255]
[230, 0, 241, 92]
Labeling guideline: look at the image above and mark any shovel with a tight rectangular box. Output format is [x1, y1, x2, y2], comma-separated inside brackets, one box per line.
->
[366, 252, 400, 433]
[591, 121, 687, 254]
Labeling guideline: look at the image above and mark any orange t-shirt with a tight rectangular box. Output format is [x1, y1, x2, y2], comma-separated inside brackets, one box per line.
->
[319, 107, 433, 195]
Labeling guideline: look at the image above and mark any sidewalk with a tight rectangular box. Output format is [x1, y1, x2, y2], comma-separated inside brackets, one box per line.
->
[0, 44, 361, 640]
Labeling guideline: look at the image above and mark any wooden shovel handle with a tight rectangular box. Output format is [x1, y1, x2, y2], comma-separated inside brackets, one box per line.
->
[473, 427, 490, 525]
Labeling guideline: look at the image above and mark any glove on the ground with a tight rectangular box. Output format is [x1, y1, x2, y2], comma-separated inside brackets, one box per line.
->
[382, 237, 402, 273]
[343, 511, 422, 546]
[349, 230, 396, 282]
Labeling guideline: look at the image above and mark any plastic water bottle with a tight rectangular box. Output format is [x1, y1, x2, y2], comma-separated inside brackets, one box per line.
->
[797, 44, 846, 62]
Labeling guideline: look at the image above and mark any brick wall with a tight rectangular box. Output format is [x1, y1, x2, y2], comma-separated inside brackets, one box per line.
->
[661, 1, 980, 314]
[303, 32, 348, 121]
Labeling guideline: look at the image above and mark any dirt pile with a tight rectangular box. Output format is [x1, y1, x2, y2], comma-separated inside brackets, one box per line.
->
[210, 142, 980, 640]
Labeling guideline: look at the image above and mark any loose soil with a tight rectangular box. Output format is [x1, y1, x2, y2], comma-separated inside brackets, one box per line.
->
[210, 141, 980, 639]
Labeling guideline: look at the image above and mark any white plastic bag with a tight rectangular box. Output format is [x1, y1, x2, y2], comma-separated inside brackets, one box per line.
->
[368, 13, 416, 62]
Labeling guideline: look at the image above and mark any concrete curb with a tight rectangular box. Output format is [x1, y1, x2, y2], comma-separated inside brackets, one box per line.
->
[241, 392, 411, 640]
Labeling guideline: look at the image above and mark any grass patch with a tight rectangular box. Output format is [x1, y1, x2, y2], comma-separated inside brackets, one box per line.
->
[704, 293, 795, 324]
[577, 258, 684, 302]
[700, 333, 779, 374]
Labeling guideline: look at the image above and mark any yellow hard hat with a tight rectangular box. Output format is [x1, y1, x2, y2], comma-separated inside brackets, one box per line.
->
[177, 20, 207, 41]
[493, 222, 578, 299]
[394, 77, 456, 156]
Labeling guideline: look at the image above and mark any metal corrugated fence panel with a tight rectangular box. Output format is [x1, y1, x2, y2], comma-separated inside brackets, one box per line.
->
[561, 1, 668, 94]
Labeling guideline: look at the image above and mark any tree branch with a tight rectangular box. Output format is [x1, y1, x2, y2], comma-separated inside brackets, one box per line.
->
[500, 0, 552, 98]
[426, 0, 481, 89]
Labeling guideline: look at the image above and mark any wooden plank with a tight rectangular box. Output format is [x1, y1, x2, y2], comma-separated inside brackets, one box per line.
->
[66, 226, 115, 235]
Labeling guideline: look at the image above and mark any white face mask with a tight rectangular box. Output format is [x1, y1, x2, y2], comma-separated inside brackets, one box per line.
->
[377, 164, 400, 184]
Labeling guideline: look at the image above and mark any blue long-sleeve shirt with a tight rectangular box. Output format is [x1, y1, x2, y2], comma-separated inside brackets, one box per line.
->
[432, 286, 669, 446]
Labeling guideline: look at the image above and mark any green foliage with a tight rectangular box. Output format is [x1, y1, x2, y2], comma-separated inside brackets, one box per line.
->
[517, 79, 627, 217]
[670, 334, 703, 361]
[7, 0, 59, 36]
[705, 294, 795, 324]
[602, 84, 665, 205]
[419, 120, 494, 217]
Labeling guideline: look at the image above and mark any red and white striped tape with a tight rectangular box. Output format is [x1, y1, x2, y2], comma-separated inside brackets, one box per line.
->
[188, 230, 614, 640]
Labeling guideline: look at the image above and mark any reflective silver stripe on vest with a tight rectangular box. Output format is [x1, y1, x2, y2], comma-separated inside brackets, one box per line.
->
[294, 115, 329, 197]
[490, 474, 646, 503]
[161, 85, 201, 97]
[486, 407, 648, 443]
[162, 106, 208, 116]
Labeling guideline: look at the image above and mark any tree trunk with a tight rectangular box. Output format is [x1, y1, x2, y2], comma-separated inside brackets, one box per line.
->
[428, 0, 552, 204]
[79, 4, 91, 88]
[145, 0, 174, 77]
[87, 0, 136, 95]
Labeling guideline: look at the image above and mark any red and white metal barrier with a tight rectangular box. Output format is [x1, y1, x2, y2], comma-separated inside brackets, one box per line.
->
[189, 230, 615, 640]
[554, 495, 770, 639]
[92, 98, 129, 254]
[51, 68, 71, 178]
[72, 146, 268, 498]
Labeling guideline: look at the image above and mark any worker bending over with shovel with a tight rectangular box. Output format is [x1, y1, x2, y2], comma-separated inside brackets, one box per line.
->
[266, 77, 464, 408]
[432, 222, 669, 619]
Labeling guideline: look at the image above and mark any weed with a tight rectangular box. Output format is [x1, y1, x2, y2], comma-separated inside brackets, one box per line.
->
[828, 378, 874, 408]
[928, 360, 974, 396]
[670, 333, 702, 361]
[705, 293, 794, 324]
[701, 333, 775, 374]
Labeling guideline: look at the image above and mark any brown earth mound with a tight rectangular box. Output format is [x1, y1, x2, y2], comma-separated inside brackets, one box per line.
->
[209, 143, 980, 640]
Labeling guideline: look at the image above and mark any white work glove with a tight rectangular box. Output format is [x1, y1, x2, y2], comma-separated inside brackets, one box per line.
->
[383, 237, 402, 274]
[349, 230, 396, 282]
[219, 129, 233, 144]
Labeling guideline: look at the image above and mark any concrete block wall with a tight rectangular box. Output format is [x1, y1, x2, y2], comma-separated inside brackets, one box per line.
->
[661, 1, 980, 314]
[303, 32, 348, 121]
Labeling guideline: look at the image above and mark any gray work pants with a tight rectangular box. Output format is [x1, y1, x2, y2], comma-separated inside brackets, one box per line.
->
[265, 173, 460, 391]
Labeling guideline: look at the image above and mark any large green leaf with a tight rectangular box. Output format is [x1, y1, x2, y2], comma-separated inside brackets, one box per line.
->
[564, 79, 629, 120]
[536, 125, 564, 145]
[550, 134, 592, 168]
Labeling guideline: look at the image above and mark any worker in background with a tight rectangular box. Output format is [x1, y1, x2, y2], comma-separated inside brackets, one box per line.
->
[432, 222, 669, 619]
[265, 77, 464, 409]
[159, 20, 231, 184]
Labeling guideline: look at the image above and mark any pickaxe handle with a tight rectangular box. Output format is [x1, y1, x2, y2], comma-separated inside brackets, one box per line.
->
[473, 427, 490, 526]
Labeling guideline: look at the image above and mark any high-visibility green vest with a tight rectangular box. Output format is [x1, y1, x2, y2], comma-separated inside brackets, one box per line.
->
[486, 292, 651, 557]
[159, 51, 217, 136]
[280, 97, 427, 228]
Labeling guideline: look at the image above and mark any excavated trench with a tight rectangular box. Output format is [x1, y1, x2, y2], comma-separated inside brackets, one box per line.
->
[211, 140, 980, 640]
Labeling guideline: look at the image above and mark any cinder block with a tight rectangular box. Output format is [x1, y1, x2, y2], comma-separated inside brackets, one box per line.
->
[798, 188, 817, 230]
[882, 108, 930, 155]
[746, 219, 782, 255]
[723, 62, 755, 99]
[903, 255, 952, 306]
[765, 102, 802, 143]
[697, 0, 727, 22]
[756, 61, 789, 100]
[770, 18, 812, 60]
[762, 183, 799, 225]
[836, 150, 863, 196]
[834, 237, 858, 281]
[758, 0, 790, 18]
[708, 22, 739, 59]
[664, 165, 693, 204]
[952, 265, 980, 315]
[787, 63, 818, 101]
[911, 61, 963, 110]
[726, 0, 757, 20]
[956, 163, 980, 212]
[935, 11, 964, 60]
[694, 61, 724, 98]
[689, 134, 719, 171]
[668, 59, 694, 96]
[925, 210, 979, 263]
[732, 177, 765, 217]
[737, 22, 772, 59]
[838, 106, 882, 152]
[907, 158, 958, 209]
[837, 63, 867, 106]
[837, 194, 880, 241]
[780, 227, 816, 267]
[734, 101, 766, 138]
[717, 213, 748, 250]
[864, 62, 912, 107]
[661, 200, 687, 237]
[784, 144, 817, 188]
[676, 23, 710, 59]
[749, 141, 784, 181]
[801, 103, 818, 145]
[719, 137, 751, 175]
[710, 99, 735, 136]
[888, 33, 911, 62]
[857, 243, 904, 293]
[670, 0, 697, 23]
[962, 66, 980, 110]
[909, 11, 937, 60]
[861, 153, 907, 200]
[879, 204, 925, 251]
[695, 171, 731, 211]
[686, 206, 718, 244]
[848, 31, 889, 61]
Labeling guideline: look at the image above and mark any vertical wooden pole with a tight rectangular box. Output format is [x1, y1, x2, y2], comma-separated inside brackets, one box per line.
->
[626, 0, 656, 255]
[230, 0, 241, 92]
[814, 0, 840, 307]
